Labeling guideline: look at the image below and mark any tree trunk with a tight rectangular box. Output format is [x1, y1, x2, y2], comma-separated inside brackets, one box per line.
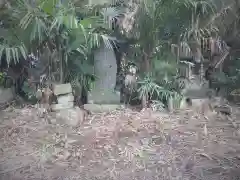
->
[188, 39, 203, 77]
[60, 57, 63, 83]
[141, 52, 150, 109]
[59, 52, 65, 84]
[144, 53, 151, 73]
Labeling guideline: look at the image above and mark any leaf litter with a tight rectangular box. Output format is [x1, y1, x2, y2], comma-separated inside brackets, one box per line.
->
[0, 106, 240, 179]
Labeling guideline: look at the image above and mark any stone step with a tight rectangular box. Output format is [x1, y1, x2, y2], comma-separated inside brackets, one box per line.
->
[182, 75, 210, 99]
[184, 88, 210, 99]
[0, 88, 14, 104]
[88, 89, 120, 104]
[53, 83, 72, 95]
[84, 104, 122, 113]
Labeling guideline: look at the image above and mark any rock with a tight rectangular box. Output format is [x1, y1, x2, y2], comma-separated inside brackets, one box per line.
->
[56, 107, 83, 127]
[50, 85, 74, 111]
[37, 107, 47, 117]
[0, 88, 14, 104]
[190, 98, 209, 107]
[63, 150, 71, 160]
[51, 94, 74, 111]
[53, 83, 72, 96]
[50, 118, 57, 124]
[151, 135, 163, 145]
[89, 44, 120, 104]
[52, 103, 73, 111]
[214, 105, 232, 115]
[84, 104, 121, 113]
[88, 90, 120, 104]
[57, 94, 74, 104]
[57, 150, 71, 161]
[140, 138, 150, 146]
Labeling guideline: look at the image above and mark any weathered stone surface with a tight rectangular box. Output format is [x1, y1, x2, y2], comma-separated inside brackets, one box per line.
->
[84, 104, 122, 113]
[180, 98, 209, 109]
[53, 83, 72, 96]
[57, 94, 74, 105]
[88, 90, 120, 104]
[88, 44, 120, 104]
[0, 88, 14, 104]
[191, 98, 208, 106]
[52, 103, 73, 111]
[51, 85, 74, 111]
[56, 107, 81, 127]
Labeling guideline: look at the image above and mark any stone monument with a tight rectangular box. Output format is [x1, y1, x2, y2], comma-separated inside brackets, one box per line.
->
[87, 43, 120, 105]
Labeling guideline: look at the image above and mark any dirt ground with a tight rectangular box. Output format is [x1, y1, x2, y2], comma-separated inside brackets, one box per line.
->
[1, 105, 240, 180]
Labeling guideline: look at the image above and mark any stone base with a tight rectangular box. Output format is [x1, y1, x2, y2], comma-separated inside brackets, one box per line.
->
[52, 93, 74, 111]
[53, 83, 72, 95]
[84, 104, 122, 113]
[57, 94, 74, 105]
[88, 89, 120, 104]
[0, 88, 14, 104]
[55, 107, 81, 127]
[180, 97, 213, 110]
[52, 103, 73, 111]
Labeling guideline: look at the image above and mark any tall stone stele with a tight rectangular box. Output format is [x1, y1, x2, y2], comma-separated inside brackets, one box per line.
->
[88, 43, 120, 104]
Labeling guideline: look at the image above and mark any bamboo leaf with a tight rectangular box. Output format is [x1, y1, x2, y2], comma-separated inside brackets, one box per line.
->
[15, 47, 19, 63]
[19, 45, 27, 59]
[40, 0, 57, 15]
[11, 48, 17, 64]
[20, 12, 33, 30]
[6, 48, 11, 65]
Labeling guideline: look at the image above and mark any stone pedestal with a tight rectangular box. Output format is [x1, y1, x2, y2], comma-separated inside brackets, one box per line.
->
[84, 104, 122, 113]
[88, 44, 120, 104]
[0, 88, 14, 104]
[88, 89, 120, 104]
[52, 83, 74, 111]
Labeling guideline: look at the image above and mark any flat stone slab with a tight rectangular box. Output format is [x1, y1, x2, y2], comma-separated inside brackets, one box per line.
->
[180, 97, 210, 109]
[184, 86, 211, 99]
[52, 103, 73, 111]
[84, 104, 122, 113]
[88, 89, 120, 104]
[57, 94, 74, 104]
[191, 98, 209, 106]
[55, 107, 82, 127]
[53, 83, 72, 95]
[0, 88, 14, 104]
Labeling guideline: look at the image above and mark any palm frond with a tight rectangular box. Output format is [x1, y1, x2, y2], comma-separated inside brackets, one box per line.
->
[0, 43, 27, 65]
